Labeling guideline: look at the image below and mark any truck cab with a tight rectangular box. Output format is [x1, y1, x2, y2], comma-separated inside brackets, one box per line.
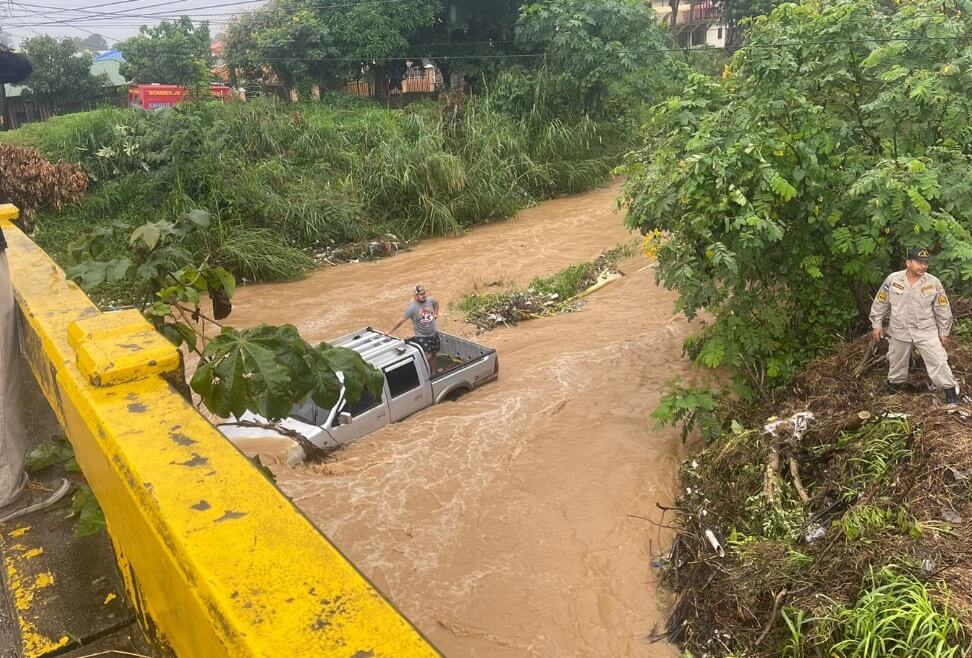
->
[218, 328, 498, 463]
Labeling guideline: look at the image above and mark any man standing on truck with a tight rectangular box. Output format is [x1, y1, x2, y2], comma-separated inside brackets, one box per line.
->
[869, 248, 960, 405]
[389, 285, 440, 368]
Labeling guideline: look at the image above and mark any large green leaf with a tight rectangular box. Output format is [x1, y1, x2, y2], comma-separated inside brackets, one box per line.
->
[191, 325, 383, 422]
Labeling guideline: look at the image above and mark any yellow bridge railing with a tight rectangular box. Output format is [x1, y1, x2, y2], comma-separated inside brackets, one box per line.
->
[0, 204, 438, 658]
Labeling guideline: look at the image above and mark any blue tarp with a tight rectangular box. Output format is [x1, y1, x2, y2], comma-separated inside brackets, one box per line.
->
[93, 50, 124, 62]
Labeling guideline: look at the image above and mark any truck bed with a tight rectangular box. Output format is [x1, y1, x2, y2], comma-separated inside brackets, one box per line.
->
[423, 333, 495, 381]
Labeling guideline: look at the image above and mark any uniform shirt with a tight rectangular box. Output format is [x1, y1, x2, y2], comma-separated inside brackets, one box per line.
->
[869, 270, 952, 341]
[404, 297, 438, 337]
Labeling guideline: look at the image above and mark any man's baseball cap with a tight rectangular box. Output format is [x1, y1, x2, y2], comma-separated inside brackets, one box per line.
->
[414, 285, 426, 295]
[908, 248, 931, 262]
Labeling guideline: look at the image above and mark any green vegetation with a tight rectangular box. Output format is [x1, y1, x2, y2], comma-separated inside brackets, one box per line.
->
[661, 336, 972, 657]
[118, 16, 213, 87]
[455, 242, 635, 330]
[624, 0, 972, 401]
[638, 3, 972, 651]
[25, 437, 104, 537]
[781, 567, 965, 657]
[223, 0, 438, 94]
[19, 36, 112, 112]
[66, 208, 384, 430]
[2, 94, 624, 286]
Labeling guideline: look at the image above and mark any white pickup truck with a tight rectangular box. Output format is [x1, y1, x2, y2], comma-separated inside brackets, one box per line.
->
[218, 328, 499, 463]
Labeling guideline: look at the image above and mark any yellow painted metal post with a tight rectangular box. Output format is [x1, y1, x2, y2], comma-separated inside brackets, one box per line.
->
[0, 204, 438, 657]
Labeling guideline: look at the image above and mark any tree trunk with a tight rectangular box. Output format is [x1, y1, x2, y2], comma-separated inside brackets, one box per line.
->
[439, 60, 452, 91]
[373, 63, 387, 102]
[668, 0, 681, 28]
[310, 83, 320, 101]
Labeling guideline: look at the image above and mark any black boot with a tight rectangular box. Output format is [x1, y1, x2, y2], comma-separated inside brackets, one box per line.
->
[887, 381, 906, 394]
[945, 387, 960, 405]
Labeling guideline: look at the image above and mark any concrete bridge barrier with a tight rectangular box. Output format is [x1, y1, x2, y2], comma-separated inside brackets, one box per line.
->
[0, 204, 437, 657]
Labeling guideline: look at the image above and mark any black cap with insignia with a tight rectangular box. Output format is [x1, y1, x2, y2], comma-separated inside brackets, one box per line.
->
[908, 248, 931, 262]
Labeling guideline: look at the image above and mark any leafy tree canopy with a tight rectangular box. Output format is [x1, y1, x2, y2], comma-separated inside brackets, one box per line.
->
[624, 0, 972, 399]
[71, 34, 110, 52]
[408, 0, 523, 86]
[21, 36, 111, 110]
[118, 17, 212, 85]
[515, 0, 673, 114]
[223, 0, 438, 89]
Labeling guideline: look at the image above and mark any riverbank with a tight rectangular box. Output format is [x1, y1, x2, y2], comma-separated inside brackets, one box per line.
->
[1, 96, 621, 289]
[661, 334, 972, 656]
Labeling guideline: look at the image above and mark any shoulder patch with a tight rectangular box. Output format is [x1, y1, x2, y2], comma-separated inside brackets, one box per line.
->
[939, 294, 949, 306]
[877, 291, 888, 302]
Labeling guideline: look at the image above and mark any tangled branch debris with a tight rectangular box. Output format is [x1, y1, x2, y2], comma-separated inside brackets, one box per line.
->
[655, 313, 972, 656]
[310, 234, 411, 265]
[458, 245, 631, 332]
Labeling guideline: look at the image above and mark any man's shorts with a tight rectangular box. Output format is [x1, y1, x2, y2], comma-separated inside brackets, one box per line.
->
[410, 333, 440, 354]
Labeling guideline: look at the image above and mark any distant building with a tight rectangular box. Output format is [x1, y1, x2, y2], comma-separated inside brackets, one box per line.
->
[1, 57, 127, 130]
[649, 0, 727, 49]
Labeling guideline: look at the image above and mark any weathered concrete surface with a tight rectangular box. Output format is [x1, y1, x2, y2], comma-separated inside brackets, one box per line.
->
[0, 365, 153, 658]
[1, 204, 437, 657]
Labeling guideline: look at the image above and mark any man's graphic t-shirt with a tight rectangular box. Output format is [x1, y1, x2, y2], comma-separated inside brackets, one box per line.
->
[404, 298, 438, 337]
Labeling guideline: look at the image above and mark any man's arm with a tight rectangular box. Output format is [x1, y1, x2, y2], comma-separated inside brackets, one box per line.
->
[388, 309, 410, 335]
[868, 276, 892, 339]
[432, 299, 439, 319]
[932, 282, 953, 344]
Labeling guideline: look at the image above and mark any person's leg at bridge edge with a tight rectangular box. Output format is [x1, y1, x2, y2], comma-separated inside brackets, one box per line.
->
[0, 246, 69, 523]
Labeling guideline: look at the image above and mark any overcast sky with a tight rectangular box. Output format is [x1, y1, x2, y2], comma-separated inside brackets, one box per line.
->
[0, 0, 266, 46]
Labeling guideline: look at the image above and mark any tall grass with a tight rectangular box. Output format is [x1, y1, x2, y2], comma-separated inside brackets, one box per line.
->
[2, 93, 622, 283]
[781, 566, 966, 657]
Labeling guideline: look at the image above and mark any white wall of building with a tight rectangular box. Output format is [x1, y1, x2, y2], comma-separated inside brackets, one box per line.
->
[649, 0, 727, 49]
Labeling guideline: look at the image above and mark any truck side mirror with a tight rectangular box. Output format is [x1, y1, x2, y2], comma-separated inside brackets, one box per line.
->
[338, 412, 353, 426]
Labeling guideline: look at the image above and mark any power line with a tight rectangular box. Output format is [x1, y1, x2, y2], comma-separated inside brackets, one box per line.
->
[9, 0, 122, 40]
[8, 2, 252, 20]
[7, 0, 409, 27]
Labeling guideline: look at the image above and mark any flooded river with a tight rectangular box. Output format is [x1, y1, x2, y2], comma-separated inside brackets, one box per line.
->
[231, 182, 691, 657]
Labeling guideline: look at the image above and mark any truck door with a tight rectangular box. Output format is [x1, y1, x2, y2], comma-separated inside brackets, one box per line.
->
[324, 388, 389, 446]
[384, 357, 431, 422]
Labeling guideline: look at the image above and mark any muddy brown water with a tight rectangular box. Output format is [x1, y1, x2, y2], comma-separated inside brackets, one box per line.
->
[230, 182, 691, 657]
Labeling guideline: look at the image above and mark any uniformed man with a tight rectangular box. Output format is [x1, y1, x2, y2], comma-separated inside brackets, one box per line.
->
[869, 248, 959, 404]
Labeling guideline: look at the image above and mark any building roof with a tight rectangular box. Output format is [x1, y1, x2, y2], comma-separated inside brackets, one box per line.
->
[93, 49, 124, 62]
[3, 57, 126, 98]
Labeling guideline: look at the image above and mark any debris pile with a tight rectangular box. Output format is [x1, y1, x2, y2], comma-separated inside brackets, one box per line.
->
[656, 329, 972, 656]
[310, 234, 411, 265]
[463, 290, 582, 332]
[459, 246, 628, 332]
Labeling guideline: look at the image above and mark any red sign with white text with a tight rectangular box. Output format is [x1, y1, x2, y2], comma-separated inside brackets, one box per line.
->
[128, 84, 233, 109]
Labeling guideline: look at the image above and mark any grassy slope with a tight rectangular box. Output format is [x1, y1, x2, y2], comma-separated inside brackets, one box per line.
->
[1, 95, 621, 285]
